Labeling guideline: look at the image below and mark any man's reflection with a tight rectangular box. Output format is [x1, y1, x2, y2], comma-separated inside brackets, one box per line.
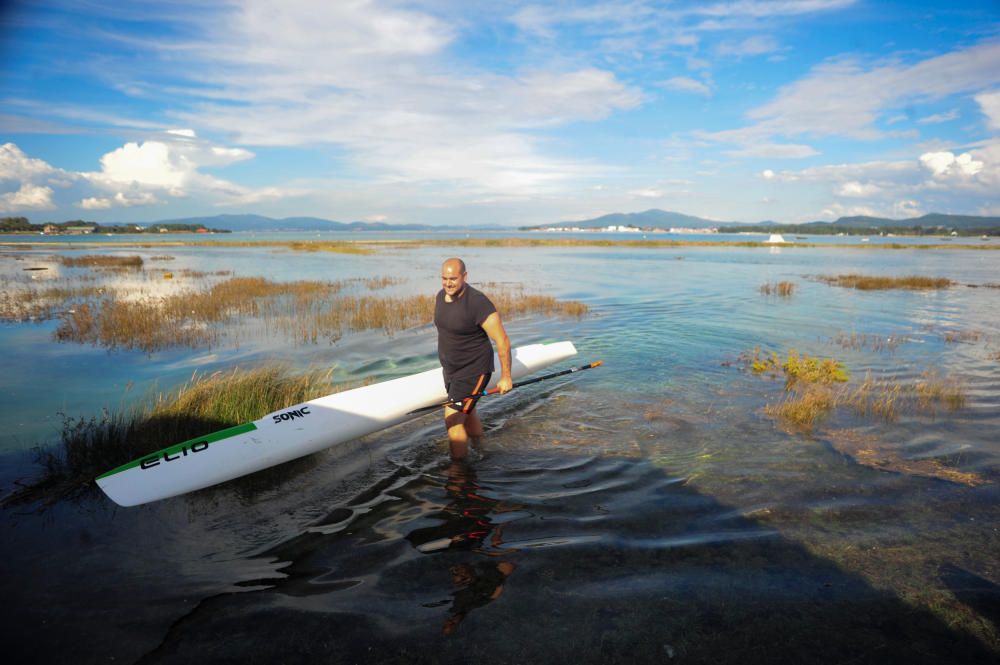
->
[442, 560, 515, 635]
[406, 461, 520, 555]
[408, 461, 521, 634]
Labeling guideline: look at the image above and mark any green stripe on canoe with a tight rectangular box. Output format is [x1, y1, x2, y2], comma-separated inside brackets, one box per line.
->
[96, 422, 258, 480]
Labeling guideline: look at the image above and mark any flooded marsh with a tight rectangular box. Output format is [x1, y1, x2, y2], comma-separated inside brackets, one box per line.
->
[1, 239, 999, 664]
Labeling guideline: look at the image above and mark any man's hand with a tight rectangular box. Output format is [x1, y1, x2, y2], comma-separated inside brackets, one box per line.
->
[497, 375, 513, 394]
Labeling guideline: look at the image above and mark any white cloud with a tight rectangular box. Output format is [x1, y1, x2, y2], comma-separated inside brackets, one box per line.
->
[79, 197, 113, 210]
[0, 183, 56, 211]
[0, 143, 55, 181]
[705, 40, 1000, 144]
[725, 142, 818, 158]
[917, 145, 1000, 192]
[96, 141, 188, 190]
[976, 91, 1000, 130]
[659, 76, 712, 96]
[717, 35, 781, 57]
[630, 188, 664, 198]
[820, 202, 880, 220]
[836, 180, 882, 197]
[917, 109, 958, 125]
[892, 199, 923, 217]
[919, 151, 983, 178]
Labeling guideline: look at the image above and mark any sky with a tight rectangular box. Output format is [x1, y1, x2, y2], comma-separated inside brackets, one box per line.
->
[1, 0, 998, 226]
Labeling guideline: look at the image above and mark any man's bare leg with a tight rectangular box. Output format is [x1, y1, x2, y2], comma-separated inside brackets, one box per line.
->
[445, 405, 486, 459]
[445, 406, 470, 460]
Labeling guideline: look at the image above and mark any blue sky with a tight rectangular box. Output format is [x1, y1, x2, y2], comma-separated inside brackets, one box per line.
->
[1, 0, 998, 226]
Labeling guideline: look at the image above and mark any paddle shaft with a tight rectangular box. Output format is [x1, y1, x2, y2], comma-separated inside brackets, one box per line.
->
[408, 360, 602, 414]
[485, 359, 602, 395]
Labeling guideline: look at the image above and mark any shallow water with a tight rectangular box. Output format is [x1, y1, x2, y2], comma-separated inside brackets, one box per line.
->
[2, 240, 999, 663]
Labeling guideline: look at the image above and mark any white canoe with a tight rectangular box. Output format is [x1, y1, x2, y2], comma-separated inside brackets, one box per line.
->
[96, 341, 577, 506]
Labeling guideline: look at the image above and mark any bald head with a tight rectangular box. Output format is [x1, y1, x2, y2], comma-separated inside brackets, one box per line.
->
[441, 258, 468, 298]
[442, 257, 466, 274]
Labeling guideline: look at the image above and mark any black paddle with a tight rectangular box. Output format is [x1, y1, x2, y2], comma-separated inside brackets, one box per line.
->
[408, 360, 603, 415]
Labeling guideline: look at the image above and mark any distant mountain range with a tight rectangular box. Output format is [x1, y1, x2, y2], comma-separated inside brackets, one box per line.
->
[533, 209, 1000, 232]
[135, 210, 1000, 233]
[148, 214, 451, 232]
[526, 209, 727, 230]
[820, 213, 1000, 230]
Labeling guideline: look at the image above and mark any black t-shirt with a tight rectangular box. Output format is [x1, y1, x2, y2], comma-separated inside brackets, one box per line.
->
[434, 285, 497, 380]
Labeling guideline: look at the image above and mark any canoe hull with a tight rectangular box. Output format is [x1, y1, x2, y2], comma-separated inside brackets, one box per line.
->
[96, 341, 577, 506]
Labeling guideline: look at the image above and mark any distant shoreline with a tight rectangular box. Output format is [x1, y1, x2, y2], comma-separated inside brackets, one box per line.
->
[2, 236, 998, 251]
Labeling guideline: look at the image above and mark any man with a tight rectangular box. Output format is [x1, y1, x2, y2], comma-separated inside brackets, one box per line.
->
[434, 258, 512, 460]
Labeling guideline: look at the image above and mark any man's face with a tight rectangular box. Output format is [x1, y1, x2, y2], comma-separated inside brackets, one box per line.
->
[441, 262, 467, 297]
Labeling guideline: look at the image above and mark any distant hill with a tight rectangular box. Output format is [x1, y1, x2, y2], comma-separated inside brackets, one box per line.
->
[720, 213, 1000, 236]
[149, 214, 448, 232]
[526, 209, 726, 230]
[826, 214, 1000, 230]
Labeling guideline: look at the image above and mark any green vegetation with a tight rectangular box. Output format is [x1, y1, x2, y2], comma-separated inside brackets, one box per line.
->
[1, 365, 352, 507]
[819, 274, 954, 290]
[742, 348, 966, 437]
[0, 216, 229, 234]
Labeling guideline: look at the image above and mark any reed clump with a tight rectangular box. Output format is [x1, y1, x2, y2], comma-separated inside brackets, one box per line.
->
[0, 285, 106, 322]
[743, 348, 848, 388]
[764, 384, 836, 431]
[2, 365, 350, 507]
[56, 278, 344, 351]
[52, 276, 588, 352]
[742, 348, 966, 432]
[941, 329, 982, 344]
[818, 274, 954, 290]
[744, 349, 848, 431]
[60, 255, 144, 269]
[832, 332, 905, 353]
[759, 281, 796, 296]
[285, 241, 373, 254]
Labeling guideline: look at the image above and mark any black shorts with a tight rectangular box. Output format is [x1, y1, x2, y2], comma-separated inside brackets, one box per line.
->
[446, 373, 491, 414]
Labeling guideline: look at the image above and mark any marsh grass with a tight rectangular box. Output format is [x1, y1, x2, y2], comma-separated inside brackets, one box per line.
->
[60, 255, 144, 269]
[759, 281, 796, 296]
[284, 241, 372, 254]
[941, 329, 983, 344]
[818, 274, 954, 290]
[56, 277, 343, 351]
[2, 365, 357, 507]
[51, 275, 589, 351]
[742, 348, 966, 433]
[832, 332, 906, 353]
[0, 284, 106, 322]
[825, 428, 986, 486]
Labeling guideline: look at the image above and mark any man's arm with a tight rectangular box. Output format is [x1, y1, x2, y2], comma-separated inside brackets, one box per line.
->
[481, 312, 512, 393]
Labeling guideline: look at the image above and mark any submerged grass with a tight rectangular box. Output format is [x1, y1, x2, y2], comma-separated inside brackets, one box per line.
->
[0, 284, 106, 322]
[819, 274, 954, 290]
[759, 281, 796, 296]
[832, 332, 906, 353]
[742, 348, 967, 436]
[2, 365, 354, 507]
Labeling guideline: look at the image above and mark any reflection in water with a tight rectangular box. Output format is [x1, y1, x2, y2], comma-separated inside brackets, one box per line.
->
[408, 461, 521, 634]
[407, 461, 522, 555]
[441, 560, 515, 635]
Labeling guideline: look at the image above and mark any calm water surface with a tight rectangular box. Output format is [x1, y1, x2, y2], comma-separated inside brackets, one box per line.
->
[2, 240, 999, 663]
